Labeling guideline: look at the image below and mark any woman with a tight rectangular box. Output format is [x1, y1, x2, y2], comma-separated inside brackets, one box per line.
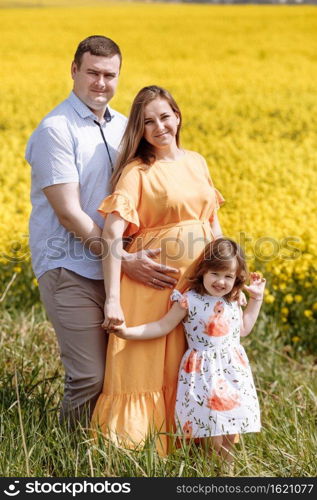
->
[91, 85, 224, 455]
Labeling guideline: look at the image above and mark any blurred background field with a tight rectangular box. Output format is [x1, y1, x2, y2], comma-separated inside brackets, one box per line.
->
[1, 1, 316, 353]
[0, 1, 316, 477]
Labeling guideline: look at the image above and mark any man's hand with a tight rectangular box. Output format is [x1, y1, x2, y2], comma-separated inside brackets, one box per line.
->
[122, 248, 179, 290]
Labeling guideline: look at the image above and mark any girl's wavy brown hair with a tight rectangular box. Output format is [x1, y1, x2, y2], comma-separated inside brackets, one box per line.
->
[189, 238, 248, 301]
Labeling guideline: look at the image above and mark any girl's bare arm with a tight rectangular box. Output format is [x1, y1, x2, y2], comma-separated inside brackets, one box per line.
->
[110, 302, 187, 340]
[240, 273, 266, 337]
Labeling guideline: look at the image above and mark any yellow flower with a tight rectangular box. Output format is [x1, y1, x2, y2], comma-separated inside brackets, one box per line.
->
[284, 294, 293, 304]
[0, 3, 316, 310]
[292, 336, 300, 343]
[304, 310, 313, 319]
[313, 302, 317, 311]
[32, 278, 38, 287]
[294, 295, 303, 303]
[281, 307, 289, 316]
[265, 294, 275, 304]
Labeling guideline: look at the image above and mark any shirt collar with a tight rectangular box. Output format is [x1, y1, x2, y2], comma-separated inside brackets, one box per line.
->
[67, 91, 113, 122]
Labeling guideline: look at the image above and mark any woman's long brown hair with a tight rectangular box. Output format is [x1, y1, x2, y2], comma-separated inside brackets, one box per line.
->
[110, 85, 182, 191]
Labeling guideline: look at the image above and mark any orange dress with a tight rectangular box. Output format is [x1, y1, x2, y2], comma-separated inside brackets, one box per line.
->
[91, 150, 224, 455]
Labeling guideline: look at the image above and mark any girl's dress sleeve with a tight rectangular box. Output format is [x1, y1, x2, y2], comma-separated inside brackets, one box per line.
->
[170, 290, 189, 310]
[200, 155, 225, 221]
[98, 162, 141, 237]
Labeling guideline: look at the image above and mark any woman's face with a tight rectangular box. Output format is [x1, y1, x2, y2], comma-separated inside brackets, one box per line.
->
[143, 98, 180, 152]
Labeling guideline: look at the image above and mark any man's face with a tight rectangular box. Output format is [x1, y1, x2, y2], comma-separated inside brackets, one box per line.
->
[71, 52, 121, 116]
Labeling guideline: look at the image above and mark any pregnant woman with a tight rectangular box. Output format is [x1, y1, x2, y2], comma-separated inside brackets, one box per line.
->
[91, 85, 224, 455]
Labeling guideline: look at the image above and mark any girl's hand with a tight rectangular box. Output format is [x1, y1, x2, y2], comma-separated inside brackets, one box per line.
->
[109, 322, 129, 339]
[244, 272, 266, 301]
[237, 290, 247, 307]
[102, 300, 125, 330]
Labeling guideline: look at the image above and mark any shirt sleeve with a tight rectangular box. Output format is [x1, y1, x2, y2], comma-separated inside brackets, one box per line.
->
[26, 126, 79, 189]
[26, 127, 79, 189]
[98, 162, 141, 237]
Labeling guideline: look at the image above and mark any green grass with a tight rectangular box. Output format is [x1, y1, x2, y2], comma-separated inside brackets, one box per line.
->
[0, 307, 316, 477]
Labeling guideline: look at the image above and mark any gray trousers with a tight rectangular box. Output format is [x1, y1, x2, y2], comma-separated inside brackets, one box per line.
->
[38, 267, 107, 426]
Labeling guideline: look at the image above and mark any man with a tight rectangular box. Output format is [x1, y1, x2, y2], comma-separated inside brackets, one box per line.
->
[26, 35, 178, 426]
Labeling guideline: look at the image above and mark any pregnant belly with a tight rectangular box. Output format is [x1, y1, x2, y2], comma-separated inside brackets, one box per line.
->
[127, 219, 213, 270]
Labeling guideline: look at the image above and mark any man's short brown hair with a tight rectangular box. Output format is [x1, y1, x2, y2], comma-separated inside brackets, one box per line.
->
[74, 35, 122, 68]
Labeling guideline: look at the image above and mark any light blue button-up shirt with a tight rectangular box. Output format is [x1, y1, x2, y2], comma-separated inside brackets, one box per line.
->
[26, 91, 127, 280]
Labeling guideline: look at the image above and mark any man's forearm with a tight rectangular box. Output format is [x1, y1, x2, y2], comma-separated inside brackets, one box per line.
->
[59, 210, 103, 255]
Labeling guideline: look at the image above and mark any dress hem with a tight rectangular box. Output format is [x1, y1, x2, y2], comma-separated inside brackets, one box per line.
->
[176, 428, 261, 439]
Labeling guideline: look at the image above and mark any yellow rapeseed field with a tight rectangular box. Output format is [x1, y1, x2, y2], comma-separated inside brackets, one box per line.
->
[0, 2, 316, 350]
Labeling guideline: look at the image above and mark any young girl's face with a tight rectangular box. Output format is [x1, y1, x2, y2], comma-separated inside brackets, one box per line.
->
[203, 258, 238, 297]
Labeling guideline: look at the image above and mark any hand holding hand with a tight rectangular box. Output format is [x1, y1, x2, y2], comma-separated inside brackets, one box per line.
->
[244, 272, 266, 301]
[108, 322, 129, 339]
[102, 299, 125, 330]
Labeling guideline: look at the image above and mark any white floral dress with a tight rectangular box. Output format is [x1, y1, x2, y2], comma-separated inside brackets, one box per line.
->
[171, 289, 261, 438]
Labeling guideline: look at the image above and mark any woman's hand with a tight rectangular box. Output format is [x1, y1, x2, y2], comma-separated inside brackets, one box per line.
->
[109, 322, 129, 339]
[102, 299, 125, 330]
[244, 272, 266, 301]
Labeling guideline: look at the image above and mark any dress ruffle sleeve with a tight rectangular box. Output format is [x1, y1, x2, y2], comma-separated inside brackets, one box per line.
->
[198, 153, 225, 218]
[98, 193, 140, 237]
[170, 290, 189, 310]
[97, 161, 142, 237]
[209, 186, 225, 223]
[214, 188, 225, 210]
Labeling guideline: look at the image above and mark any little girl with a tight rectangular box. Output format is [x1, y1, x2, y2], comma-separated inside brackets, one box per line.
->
[111, 238, 265, 466]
